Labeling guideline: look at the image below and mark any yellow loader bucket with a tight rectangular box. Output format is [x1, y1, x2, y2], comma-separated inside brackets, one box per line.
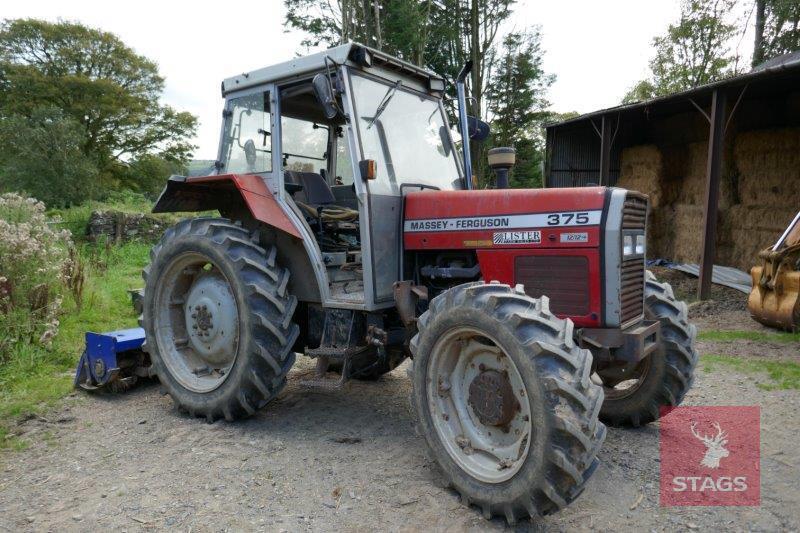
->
[747, 212, 800, 332]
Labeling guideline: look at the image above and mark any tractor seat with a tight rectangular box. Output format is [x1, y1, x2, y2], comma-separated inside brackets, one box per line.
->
[284, 170, 336, 206]
[284, 170, 358, 227]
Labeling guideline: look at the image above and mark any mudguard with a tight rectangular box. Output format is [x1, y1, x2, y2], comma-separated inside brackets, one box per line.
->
[153, 174, 302, 239]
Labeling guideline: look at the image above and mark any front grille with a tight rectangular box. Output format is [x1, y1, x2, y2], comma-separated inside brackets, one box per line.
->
[515, 255, 590, 316]
[619, 193, 648, 324]
[622, 194, 648, 229]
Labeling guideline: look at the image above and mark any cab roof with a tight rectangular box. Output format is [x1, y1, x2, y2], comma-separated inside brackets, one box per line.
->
[221, 43, 443, 96]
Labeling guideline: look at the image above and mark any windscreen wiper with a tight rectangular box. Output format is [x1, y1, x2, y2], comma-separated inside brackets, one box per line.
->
[366, 80, 402, 130]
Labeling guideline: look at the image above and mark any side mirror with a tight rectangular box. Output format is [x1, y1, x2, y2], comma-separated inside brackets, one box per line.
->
[312, 73, 339, 120]
[467, 116, 490, 142]
[244, 139, 257, 167]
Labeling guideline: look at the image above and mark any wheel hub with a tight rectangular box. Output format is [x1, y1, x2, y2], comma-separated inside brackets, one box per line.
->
[468, 369, 518, 428]
[426, 329, 532, 483]
[183, 274, 238, 366]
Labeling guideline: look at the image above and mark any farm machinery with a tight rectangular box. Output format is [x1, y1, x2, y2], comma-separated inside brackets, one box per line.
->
[74, 44, 697, 523]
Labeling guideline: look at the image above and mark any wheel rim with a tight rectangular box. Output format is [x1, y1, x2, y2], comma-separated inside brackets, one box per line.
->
[593, 354, 652, 399]
[153, 252, 240, 393]
[427, 327, 532, 483]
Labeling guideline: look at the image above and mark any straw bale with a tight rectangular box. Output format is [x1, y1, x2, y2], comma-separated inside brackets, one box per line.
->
[618, 145, 663, 207]
[734, 128, 800, 207]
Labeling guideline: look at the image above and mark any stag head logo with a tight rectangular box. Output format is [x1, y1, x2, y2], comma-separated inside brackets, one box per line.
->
[690, 421, 729, 469]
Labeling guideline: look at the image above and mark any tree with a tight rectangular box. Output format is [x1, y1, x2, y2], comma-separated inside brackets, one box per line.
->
[0, 19, 197, 190]
[752, 0, 800, 67]
[484, 29, 554, 188]
[0, 108, 99, 207]
[622, 0, 739, 102]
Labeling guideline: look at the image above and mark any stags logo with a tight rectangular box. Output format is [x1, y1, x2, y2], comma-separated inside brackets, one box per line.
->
[660, 406, 760, 506]
[690, 421, 729, 469]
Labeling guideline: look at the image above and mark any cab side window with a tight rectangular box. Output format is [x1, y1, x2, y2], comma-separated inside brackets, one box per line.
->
[220, 92, 272, 174]
[335, 131, 354, 186]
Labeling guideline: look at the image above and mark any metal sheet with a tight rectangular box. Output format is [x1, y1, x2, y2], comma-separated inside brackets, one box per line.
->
[369, 194, 403, 303]
[659, 262, 752, 294]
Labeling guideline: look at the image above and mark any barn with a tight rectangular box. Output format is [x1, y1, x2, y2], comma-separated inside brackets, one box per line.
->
[543, 52, 800, 298]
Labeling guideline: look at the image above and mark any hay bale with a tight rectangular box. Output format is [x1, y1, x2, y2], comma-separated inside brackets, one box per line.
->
[716, 206, 800, 270]
[618, 145, 663, 207]
[648, 204, 706, 263]
[661, 143, 702, 205]
[734, 128, 800, 207]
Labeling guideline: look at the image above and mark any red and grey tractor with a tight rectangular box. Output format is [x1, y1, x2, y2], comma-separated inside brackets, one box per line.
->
[75, 44, 697, 523]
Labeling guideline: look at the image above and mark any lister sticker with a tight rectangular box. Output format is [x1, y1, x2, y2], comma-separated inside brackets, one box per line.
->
[560, 232, 589, 243]
[493, 231, 541, 245]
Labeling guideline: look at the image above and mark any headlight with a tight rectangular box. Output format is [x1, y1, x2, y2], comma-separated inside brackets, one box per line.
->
[623, 232, 645, 257]
[623, 235, 633, 256]
[635, 234, 646, 255]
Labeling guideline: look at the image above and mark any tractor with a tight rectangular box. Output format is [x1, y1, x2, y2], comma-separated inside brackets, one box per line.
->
[75, 43, 698, 523]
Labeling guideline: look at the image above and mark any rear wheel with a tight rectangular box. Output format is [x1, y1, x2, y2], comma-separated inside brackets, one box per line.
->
[141, 217, 298, 422]
[595, 270, 697, 427]
[411, 282, 605, 523]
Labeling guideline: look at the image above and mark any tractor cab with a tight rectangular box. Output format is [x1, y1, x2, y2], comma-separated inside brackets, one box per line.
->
[213, 43, 463, 311]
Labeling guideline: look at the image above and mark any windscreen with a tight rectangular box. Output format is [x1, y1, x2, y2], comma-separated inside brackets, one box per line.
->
[350, 73, 461, 195]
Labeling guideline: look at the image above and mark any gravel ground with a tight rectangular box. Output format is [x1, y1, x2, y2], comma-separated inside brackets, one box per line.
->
[1, 274, 799, 532]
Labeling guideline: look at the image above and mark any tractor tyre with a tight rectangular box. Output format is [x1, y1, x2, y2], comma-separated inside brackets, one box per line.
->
[141, 217, 298, 422]
[410, 282, 605, 523]
[596, 270, 698, 427]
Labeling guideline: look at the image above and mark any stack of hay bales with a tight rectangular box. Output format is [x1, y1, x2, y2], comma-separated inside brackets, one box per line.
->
[618, 128, 800, 270]
[720, 128, 800, 268]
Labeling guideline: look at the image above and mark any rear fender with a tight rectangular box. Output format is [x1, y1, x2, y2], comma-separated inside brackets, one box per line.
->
[153, 174, 302, 239]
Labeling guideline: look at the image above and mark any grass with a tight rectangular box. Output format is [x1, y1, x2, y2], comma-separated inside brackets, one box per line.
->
[0, 238, 150, 451]
[697, 330, 800, 343]
[702, 354, 800, 391]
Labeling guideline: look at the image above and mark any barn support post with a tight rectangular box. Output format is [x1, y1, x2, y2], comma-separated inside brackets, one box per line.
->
[599, 115, 611, 186]
[698, 89, 728, 300]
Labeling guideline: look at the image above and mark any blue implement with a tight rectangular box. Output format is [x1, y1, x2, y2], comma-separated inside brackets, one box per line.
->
[74, 327, 147, 390]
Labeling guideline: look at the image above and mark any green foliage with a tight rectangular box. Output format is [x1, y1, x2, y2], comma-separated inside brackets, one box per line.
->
[484, 29, 554, 189]
[623, 0, 739, 102]
[0, 108, 98, 207]
[621, 80, 658, 104]
[697, 329, 800, 343]
[0, 18, 197, 198]
[123, 154, 187, 199]
[702, 354, 800, 390]
[754, 0, 800, 66]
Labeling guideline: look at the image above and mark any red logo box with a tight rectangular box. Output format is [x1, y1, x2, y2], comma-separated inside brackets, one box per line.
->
[660, 406, 760, 506]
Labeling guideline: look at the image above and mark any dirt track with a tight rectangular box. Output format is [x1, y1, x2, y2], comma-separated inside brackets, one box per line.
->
[1, 342, 799, 531]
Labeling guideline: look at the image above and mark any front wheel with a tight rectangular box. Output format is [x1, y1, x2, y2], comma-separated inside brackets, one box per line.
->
[141, 218, 298, 422]
[595, 270, 698, 427]
[410, 282, 605, 523]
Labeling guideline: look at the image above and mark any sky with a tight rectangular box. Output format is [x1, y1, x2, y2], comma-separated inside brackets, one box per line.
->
[3, 0, 756, 159]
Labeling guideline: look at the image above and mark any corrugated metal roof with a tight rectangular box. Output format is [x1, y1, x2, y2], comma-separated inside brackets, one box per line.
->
[545, 52, 800, 131]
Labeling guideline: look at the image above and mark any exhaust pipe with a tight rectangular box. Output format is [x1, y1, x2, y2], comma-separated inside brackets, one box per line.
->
[456, 61, 473, 190]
